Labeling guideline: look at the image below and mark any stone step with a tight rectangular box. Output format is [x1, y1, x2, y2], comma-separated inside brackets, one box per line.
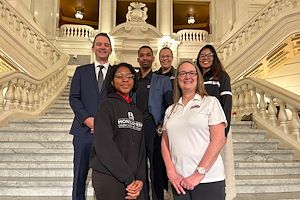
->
[0, 197, 96, 200]
[0, 131, 72, 142]
[0, 153, 73, 162]
[235, 161, 300, 175]
[8, 119, 73, 129]
[231, 121, 253, 129]
[0, 168, 73, 177]
[0, 148, 73, 154]
[49, 104, 72, 109]
[46, 109, 73, 114]
[0, 141, 72, 149]
[232, 129, 266, 141]
[236, 175, 300, 193]
[236, 192, 300, 200]
[0, 185, 94, 196]
[40, 114, 74, 119]
[233, 139, 279, 150]
[234, 149, 294, 161]
[0, 161, 72, 169]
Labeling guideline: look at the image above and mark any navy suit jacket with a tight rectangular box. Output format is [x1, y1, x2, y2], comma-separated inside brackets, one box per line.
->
[148, 73, 173, 125]
[69, 63, 110, 136]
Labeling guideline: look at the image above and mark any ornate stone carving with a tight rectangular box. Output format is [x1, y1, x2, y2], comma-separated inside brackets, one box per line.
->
[126, 2, 148, 22]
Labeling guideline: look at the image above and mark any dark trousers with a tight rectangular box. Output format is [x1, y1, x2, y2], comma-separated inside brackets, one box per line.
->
[92, 170, 144, 200]
[72, 135, 93, 200]
[172, 180, 225, 200]
[142, 119, 167, 200]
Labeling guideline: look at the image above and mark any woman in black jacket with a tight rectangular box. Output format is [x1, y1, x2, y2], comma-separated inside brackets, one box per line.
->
[196, 45, 236, 200]
[90, 63, 146, 200]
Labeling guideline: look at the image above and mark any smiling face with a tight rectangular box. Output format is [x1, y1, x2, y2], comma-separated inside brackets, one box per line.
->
[137, 47, 154, 70]
[159, 48, 173, 71]
[198, 48, 214, 71]
[177, 62, 198, 93]
[112, 66, 134, 97]
[92, 35, 112, 63]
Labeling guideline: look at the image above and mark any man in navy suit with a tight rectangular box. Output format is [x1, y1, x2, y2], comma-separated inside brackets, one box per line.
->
[69, 33, 112, 200]
[136, 45, 173, 200]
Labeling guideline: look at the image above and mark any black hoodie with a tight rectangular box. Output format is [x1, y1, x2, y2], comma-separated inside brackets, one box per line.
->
[89, 93, 146, 186]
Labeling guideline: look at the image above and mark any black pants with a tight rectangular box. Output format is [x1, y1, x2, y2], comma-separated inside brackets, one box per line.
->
[142, 119, 167, 200]
[72, 135, 93, 200]
[172, 180, 225, 200]
[92, 170, 144, 200]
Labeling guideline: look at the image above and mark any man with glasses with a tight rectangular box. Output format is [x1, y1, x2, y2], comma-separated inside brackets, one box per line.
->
[155, 47, 175, 81]
[136, 45, 173, 200]
[69, 33, 112, 200]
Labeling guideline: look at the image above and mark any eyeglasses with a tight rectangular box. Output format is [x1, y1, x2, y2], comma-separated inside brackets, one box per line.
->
[178, 71, 198, 78]
[114, 73, 135, 79]
[199, 53, 214, 59]
[160, 55, 173, 59]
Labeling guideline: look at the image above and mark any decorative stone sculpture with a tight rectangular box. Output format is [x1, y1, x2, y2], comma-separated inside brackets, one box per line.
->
[126, 2, 148, 22]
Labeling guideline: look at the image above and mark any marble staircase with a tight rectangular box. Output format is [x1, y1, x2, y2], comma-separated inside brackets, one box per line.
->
[233, 122, 300, 199]
[0, 83, 300, 199]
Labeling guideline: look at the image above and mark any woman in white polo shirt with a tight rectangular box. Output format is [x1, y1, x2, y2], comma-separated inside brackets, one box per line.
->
[161, 61, 227, 200]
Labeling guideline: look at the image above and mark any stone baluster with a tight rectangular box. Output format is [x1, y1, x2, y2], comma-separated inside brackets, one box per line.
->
[43, 43, 49, 57]
[249, 85, 258, 113]
[20, 82, 29, 110]
[267, 96, 277, 125]
[16, 19, 21, 32]
[238, 86, 245, 115]
[33, 84, 39, 110]
[27, 83, 34, 111]
[36, 37, 42, 51]
[4, 81, 14, 110]
[290, 108, 300, 139]
[253, 87, 259, 114]
[22, 26, 29, 39]
[0, 85, 3, 110]
[50, 49, 55, 64]
[13, 79, 22, 110]
[259, 91, 268, 119]
[243, 84, 251, 113]
[8, 12, 14, 25]
[38, 84, 44, 105]
[232, 89, 238, 121]
[43, 81, 49, 101]
[277, 101, 288, 134]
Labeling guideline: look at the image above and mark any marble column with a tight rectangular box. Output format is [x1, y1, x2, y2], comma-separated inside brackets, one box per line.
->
[98, 0, 116, 33]
[157, 0, 173, 36]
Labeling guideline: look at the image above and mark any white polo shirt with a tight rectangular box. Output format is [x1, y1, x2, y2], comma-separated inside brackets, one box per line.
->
[163, 94, 227, 183]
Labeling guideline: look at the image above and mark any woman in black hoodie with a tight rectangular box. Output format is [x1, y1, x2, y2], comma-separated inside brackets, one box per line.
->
[90, 63, 145, 200]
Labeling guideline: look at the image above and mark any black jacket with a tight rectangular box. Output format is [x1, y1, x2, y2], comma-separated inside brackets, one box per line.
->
[203, 69, 232, 136]
[89, 93, 146, 186]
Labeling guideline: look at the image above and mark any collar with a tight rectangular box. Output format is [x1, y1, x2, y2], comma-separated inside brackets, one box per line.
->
[178, 93, 202, 106]
[139, 70, 152, 80]
[117, 92, 132, 103]
[94, 61, 109, 70]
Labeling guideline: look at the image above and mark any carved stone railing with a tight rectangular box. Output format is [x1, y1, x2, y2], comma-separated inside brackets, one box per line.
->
[0, 66, 68, 124]
[177, 29, 209, 42]
[218, 0, 300, 63]
[232, 77, 300, 151]
[0, 0, 69, 77]
[60, 24, 95, 38]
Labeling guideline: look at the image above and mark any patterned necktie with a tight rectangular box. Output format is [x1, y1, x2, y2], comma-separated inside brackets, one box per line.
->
[97, 65, 104, 92]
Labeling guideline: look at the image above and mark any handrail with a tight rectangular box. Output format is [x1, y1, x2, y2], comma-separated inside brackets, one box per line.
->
[60, 24, 95, 38]
[176, 29, 209, 42]
[217, 0, 300, 63]
[232, 77, 300, 150]
[0, 0, 69, 77]
[0, 67, 68, 124]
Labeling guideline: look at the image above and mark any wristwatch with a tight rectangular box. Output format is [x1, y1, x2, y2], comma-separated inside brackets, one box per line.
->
[196, 166, 207, 175]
